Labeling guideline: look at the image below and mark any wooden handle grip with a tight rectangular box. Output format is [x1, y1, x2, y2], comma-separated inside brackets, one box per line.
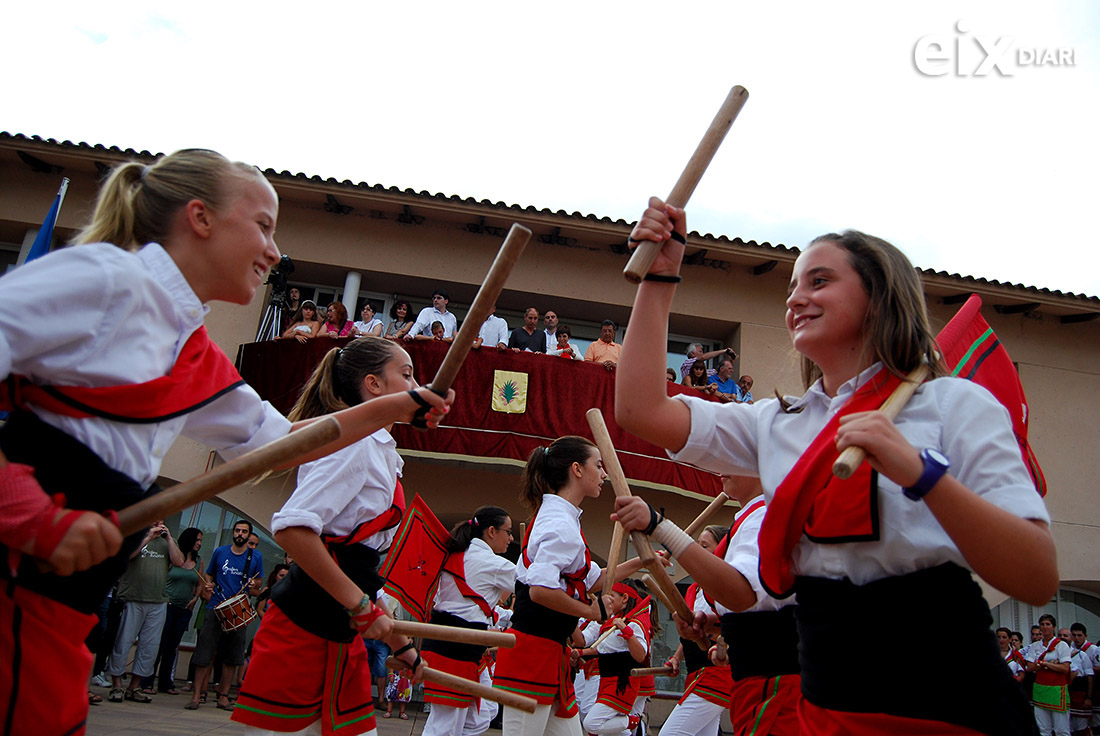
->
[429, 223, 531, 393]
[832, 363, 932, 479]
[391, 620, 516, 648]
[386, 657, 537, 713]
[623, 86, 749, 283]
[631, 666, 673, 677]
[116, 416, 342, 536]
[585, 408, 656, 565]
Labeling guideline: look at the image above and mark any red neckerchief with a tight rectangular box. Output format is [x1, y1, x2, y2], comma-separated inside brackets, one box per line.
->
[1038, 637, 1061, 662]
[1082, 641, 1093, 652]
[321, 478, 407, 550]
[521, 506, 592, 600]
[703, 497, 765, 612]
[1, 326, 243, 423]
[442, 551, 498, 622]
[757, 368, 905, 598]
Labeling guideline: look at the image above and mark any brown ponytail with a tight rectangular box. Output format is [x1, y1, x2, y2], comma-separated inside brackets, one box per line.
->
[519, 435, 596, 512]
[288, 337, 399, 421]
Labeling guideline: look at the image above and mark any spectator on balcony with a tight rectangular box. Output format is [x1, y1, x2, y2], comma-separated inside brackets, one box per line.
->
[509, 308, 546, 353]
[355, 303, 384, 338]
[384, 300, 413, 340]
[666, 368, 677, 381]
[323, 303, 358, 339]
[280, 287, 302, 332]
[585, 321, 621, 371]
[706, 357, 742, 403]
[543, 310, 560, 351]
[547, 325, 583, 361]
[679, 344, 736, 380]
[402, 289, 457, 340]
[415, 320, 453, 344]
[475, 307, 509, 350]
[738, 375, 755, 404]
[280, 301, 322, 343]
[681, 359, 718, 396]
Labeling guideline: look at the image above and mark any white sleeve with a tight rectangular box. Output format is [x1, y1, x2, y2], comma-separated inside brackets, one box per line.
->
[493, 319, 509, 346]
[667, 394, 763, 476]
[525, 529, 586, 592]
[184, 385, 291, 459]
[722, 512, 767, 611]
[628, 621, 649, 654]
[483, 554, 518, 599]
[406, 308, 434, 338]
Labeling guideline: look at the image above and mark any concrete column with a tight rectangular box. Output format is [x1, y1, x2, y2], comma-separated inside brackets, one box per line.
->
[342, 271, 362, 318]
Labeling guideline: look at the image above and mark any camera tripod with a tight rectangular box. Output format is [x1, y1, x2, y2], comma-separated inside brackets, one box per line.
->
[256, 293, 286, 342]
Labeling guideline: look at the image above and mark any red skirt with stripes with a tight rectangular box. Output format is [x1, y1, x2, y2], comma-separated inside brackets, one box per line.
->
[493, 629, 577, 717]
[679, 665, 734, 708]
[729, 673, 800, 736]
[231, 604, 376, 736]
[798, 698, 985, 735]
[422, 650, 478, 708]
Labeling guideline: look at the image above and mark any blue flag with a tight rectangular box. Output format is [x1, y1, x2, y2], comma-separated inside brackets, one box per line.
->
[23, 177, 70, 265]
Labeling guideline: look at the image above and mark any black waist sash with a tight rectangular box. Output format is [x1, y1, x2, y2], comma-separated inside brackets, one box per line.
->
[720, 606, 800, 681]
[681, 636, 710, 675]
[598, 651, 635, 694]
[270, 544, 381, 643]
[796, 563, 1034, 736]
[511, 581, 578, 645]
[0, 411, 155, 613]
[421, 609, 488, 663]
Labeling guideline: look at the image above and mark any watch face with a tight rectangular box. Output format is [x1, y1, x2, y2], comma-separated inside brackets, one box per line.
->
[927, 449, 950, 467]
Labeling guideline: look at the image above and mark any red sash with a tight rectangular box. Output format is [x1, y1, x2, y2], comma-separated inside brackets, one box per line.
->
[1036, 637, 1070, 687]
[704, 497, 765, 611]
[442, 552, 497, 623]
[757, 368, 905, 597]
[321, 479, 406, 552]
[1, 326, 243, 422]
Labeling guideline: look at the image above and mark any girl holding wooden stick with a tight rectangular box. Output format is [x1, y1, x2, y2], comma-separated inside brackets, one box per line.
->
[612, 197, 1056, 736]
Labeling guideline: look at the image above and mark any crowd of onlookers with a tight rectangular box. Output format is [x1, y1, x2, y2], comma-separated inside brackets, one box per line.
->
[1001, 614, 1099, 736]
[275, 285, 752, 392]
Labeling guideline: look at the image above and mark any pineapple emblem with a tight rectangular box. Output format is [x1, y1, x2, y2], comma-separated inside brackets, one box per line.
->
[491, 370, 528, 413]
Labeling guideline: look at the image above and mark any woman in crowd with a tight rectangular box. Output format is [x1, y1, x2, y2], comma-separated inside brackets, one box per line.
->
[493, 436, 648, 736]
[658, 524, 732, 736]
[148, 527, 205, 695]
[355, 303, 384, 338]
[0, 148, 450, 736]
[280, 300, 322, 342]
[420, 505, 516, 736]
[232, 337, 433, 735]
[680, 359, 717, 395]
[384, 300, 413, 340]
[322, 302, 358, 338]
[998, 626, 1026, 684]
[613, 196, 1055, 736]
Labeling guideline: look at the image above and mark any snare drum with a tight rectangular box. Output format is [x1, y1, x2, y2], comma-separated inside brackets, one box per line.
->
[214, 593, 257, 632]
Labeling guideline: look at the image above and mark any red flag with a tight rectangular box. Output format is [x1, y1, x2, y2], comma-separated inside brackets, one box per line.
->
[936, 295, 1046, 496]
[380, 494, 450, 622]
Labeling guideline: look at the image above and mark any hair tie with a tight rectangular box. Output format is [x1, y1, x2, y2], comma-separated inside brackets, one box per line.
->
[138, 164, 150, 183]
[542, 446, 550, 456]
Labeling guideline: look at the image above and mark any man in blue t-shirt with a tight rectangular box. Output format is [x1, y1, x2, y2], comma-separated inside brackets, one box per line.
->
[707, 356, 743, 403]
[188, 519, 263, 711]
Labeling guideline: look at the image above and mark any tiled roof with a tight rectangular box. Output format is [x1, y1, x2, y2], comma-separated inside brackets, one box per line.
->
[3, 132, 1096, 306]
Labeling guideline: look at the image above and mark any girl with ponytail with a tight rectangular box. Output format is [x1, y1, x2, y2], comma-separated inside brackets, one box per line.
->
[233, 337, 430, 735]
[418, 506, 516, 736]
[0, 149, 451, 735]
[493, 435, 649, 736]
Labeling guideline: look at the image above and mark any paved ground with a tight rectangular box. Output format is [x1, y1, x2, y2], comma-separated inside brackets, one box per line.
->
[85, 684, 479, 736]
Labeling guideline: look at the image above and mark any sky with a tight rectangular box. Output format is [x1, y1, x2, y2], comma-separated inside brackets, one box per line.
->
[6, 1, 1099, 297]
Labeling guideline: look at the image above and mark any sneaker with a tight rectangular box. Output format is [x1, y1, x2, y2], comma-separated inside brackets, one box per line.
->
[422, 703, 431, 714]
[91, 672, 111, 688]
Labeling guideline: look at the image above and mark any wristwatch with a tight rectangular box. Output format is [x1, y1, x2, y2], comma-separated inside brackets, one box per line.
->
[902, 448, 951, 501]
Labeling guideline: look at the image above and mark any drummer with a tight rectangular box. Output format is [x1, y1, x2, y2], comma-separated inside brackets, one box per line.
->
[187, 519, 263, 711]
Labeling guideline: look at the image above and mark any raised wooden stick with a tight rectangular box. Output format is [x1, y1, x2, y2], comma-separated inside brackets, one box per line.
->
[683, 492, 730, 539]
[392, 620, 516, 648]
[631, 665, 673, 677]
[585, 409, 696, 626]
[602, 521, 625, 597]
[427, 224, 531, 394]
[832, 362, 931, 479]
[116, 416, 341, 536]
[386, 657, 536, 713]
[642, 574, 707, 651]
[623, 86, 750, 283]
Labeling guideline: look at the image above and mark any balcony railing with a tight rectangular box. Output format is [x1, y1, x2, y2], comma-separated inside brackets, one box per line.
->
[237, 339, 723, 499]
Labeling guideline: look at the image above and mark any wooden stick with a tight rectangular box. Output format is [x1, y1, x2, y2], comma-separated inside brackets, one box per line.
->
[391, 620, 516, 648]
[519, 522, 526, 544]
[428, 224, 531, 394]
[602, 521, 625, 597]
[683, 492, 730, 539]
[585, 408, 696, 626]
[832, 362, 931, 479]
[386, 657, 537, 713]
[631, 665, 673, 677]
[116, 416, 341, 536]
[642, 574, 707, 651]
[623, 86, 750, 283]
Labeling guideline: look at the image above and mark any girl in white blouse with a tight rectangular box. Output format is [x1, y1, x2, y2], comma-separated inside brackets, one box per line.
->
[233, 337, 435, 736]
[612, 196, 1056, 736]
